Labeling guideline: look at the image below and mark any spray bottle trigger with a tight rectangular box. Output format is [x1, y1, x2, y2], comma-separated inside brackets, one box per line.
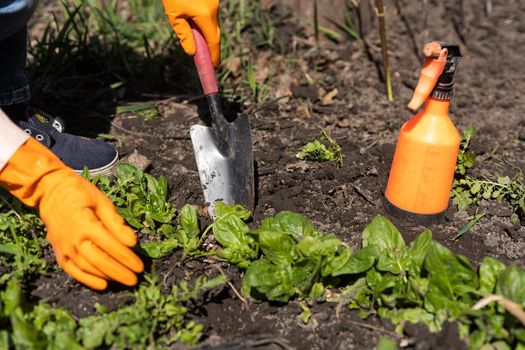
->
[407, 48, 448, 111]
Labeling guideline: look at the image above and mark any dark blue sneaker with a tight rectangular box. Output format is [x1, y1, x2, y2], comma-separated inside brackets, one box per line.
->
[18, 107, 118, 175]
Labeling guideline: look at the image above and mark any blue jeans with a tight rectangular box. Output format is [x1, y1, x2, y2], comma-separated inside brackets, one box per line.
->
[0, 0, 38, 106]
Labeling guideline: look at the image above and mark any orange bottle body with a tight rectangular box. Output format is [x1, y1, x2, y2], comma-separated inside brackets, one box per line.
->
[385, 98, 460, 215]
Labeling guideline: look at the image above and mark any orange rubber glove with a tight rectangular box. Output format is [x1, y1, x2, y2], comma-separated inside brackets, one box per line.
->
[162, 0, 221, 68]
[0, 138, 144, 290]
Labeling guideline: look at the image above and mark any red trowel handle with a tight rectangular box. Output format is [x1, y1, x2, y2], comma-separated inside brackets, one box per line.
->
[191, 24, 219, 96]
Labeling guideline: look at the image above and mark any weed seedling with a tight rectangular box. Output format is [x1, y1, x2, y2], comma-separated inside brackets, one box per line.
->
[297, 130, 343, 168]
[0, 192, 48, 282]
[455, 125, 477, 176]
[0, 274, 225, 349]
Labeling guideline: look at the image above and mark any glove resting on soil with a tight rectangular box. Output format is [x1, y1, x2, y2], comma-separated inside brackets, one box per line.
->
[0, 138, 144, 290]
[162, 0, 221, 68]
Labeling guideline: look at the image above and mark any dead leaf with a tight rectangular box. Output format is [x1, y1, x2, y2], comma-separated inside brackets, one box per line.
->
[225, 56, 241, 77]
[296, 104, 312, 119]
[276, 73, 293, 98]
[255, 66, 270, 85]
[321, 88, 338, 105]
[337, 118, 351, 128]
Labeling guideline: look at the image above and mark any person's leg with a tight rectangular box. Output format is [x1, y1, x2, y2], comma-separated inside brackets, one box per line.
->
[0, 0, 37, 110]
[0, 0, 118, 176]
[0, 28, 30, 118]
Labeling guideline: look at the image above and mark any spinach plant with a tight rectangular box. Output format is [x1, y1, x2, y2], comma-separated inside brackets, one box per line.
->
[209, 206, 525, 349]
[140, 204, 204, 259]
[84, 163, 176, 235]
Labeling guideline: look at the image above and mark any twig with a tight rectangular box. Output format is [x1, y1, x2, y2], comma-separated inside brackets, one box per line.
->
[214, 265, 252, 314]
[374, 0, 394, 102]
[346, 319, 401, 338]
[313, 0, 320, 46]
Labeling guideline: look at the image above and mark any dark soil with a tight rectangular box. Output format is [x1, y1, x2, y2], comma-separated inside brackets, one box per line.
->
[27, 0, 525, 349]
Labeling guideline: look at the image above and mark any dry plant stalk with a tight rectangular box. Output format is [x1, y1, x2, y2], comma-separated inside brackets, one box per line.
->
[313, 0, 320, 45]
[374, 0, 394, 101]
[486, 0, 493, 15]
[473, 295, 525, 327]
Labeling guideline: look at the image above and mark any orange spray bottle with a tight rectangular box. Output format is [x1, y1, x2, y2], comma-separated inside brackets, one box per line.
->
[385, 42, 463, 218]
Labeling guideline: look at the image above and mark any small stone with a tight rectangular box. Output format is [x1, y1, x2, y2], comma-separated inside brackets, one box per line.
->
[123, 150, 151, 171]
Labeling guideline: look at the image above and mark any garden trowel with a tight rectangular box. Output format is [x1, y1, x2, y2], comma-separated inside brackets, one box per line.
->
[189, 26, 255, 218]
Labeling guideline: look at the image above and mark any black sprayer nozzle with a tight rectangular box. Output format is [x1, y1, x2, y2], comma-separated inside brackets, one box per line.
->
[430, 42, 463, 100]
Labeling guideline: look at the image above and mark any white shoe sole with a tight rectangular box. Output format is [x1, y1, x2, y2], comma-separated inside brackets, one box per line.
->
[73, 151, 119, 177]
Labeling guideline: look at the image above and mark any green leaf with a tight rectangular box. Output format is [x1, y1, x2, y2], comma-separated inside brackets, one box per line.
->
[366, 268, 396, 295]
[463, 152, 477, 168]
[213, 215, 249, 248]
[338, 277, 371, 309]
[462, 125, 477, 141]
[179, 204, 200, 239]
[453, 213, 486, 241]
[478, 256, 506, 295]
[381, 307, 435, 330]
[498, 176, 511, 185]
[406, 230, 432, 276]
[424, 242, 477, 316]
[363, 216, 405, 252]
[376, 337, 398, 350]
[242, 260, 300, 302]
[214, 202, 251, 220]
[496, 265, 525, 306]
[377, 249, 409, 275]
[0, 331, 9, 350]
[308, 282, 325, 301]
[140, 239, 178, 259]
[11, 309, 45, 350]
[299, 304, 313, 324]
[425, 242, 477, 289]
[471, 182, 482, 194]
[260, 211, 319, 238]
[451, 187, 473, 211]
[256, 230, 298, 265]
[297, 235, 341, 259]
[1, 278, 22, 313]
[330, 245, 377, 276]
